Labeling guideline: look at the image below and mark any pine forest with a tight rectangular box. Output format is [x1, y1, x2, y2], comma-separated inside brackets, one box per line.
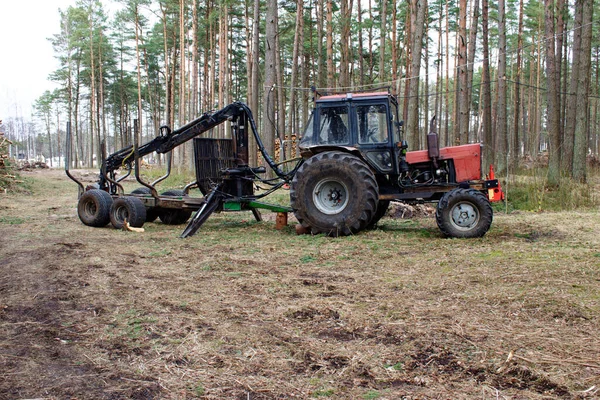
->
[3, 0, 600, 186]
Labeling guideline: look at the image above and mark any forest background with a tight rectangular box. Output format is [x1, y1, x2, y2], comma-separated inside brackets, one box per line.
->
[1, 0, 598, 189]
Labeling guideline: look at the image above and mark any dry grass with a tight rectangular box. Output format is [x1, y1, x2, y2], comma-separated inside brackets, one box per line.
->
[0, 169, 599, 399]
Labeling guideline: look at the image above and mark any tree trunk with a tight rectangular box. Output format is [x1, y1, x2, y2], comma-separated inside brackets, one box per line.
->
[263, 0, 277, 177]
[457, 0, 468, 144]
[274, 13, 286, 162]
[544, 0, 561, 185]
[481, 0, 493, 170]
[466, 0, 480, 143]
[511, 0, 523, 168]
[326, 0, 334, 89]
[564, 0, 583, 175]
[406, 0, 426, 149]
[249, 0, 260, 166]
[357, 0, 365, 87]
[288, 0, 303, 158]
[494, 0, 507, 173]
[379, 0, 387, 83]
[573, 0, 594, 182]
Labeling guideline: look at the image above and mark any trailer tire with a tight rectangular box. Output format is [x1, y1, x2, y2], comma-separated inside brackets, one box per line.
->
[110, 196, 147, 229]
[78, 189, 113, 227]
[291, 151, 378, 237]
[158, 190, 192, 225]
[366, 200, 391, 229]
[436, 188, 492, 238]
[131, 187, 159, 222]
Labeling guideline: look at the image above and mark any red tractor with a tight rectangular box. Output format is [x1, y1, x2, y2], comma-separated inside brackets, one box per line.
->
[290, 91, 504, 238]
[68, 91, 503, 238]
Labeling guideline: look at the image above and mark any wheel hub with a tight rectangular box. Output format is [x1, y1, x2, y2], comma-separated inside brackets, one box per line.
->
[313, 179, 349, 215]
[450, 202, 479, 230]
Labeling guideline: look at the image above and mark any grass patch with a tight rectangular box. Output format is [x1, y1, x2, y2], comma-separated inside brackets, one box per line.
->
[0, 216, 26, 224]
[504, 168, 600, 211]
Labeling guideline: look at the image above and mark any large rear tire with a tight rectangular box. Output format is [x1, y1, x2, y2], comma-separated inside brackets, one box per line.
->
[110, 196, 147, 229]
[436, 188, 493, 238]
[158, 190, 192, 225]
[290, 151, 378, 236]
[131, 187, 159, 222]
[366, 200, 391, 229]
[78, 189, 113, 227]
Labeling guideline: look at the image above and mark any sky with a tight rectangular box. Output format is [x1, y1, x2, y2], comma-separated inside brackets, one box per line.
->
[0, 0, 80, 123]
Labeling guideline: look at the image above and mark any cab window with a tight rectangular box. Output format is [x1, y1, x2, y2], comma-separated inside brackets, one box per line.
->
[357, 104, 389, 145]
[318, 106, 349, 145]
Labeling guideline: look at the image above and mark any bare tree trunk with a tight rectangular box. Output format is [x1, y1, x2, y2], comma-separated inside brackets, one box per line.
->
[466, 0, 480, 143]
[249, 0, 260, 166]
[564, 0, 583, 174]
[288, 0, 303, 158]
[494, 0, 508, 173]
[326, 0, 334, 89]
[511, 0, 523, 168]
[274, 14, 285, 162]
[406, 0, 426, 149]
[192, 0, 198, 119]
[88, 2, 96, 168]
[457, 0, 468, 144]
[379, 0, 387, 84]
[339, 0, 351, 88]
[573, 0, 594, 182]
[544, 0, 561, 185]
[481, 0, 493, 170]
[316, 0, 326, 89]
[178, 0, 187, 165]
[263, 0, 277, 177]
[357, 0, 365, 87]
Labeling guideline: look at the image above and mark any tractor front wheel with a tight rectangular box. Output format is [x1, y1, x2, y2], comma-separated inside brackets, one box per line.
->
[291, 151, 378, 236]
[110, 196, 147, 229]
[435, 188, 493, 238]
[78, 189, 113, 227]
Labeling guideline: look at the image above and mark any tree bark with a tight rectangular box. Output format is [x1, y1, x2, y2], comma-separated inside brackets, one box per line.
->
[326, 0, 334, 90]
[406, 0, 427, 149]
[466, 0, 480, 143]
[564, 0, 583, 174]
[481, 0, 493, 170]
[263, 0, 277, 177]
[457, 0, 468, 144]
[573, 0, 594, 182]
[544, 0, 561, 185]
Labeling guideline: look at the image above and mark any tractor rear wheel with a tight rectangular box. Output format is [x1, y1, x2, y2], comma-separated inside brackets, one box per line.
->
[78, 189, 113, 227]
[158, 190, 192, 225]
[110, 196, 147, 229]
[131, 187, 159, 222]
[366, 200, 391, 229]
[436, 188, 492, 238]
[291, 151, 378, 236]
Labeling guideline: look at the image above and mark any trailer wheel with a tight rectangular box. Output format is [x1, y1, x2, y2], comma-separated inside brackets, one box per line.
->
[131, 187, 159, 222]
[291, 151, 378, 236]
[158, 190, 192, 225]
[366, 200, 391, 229]
[436, 188, 493, 238]
[110, 196, 147, 229]
[78, 189, 113, 227]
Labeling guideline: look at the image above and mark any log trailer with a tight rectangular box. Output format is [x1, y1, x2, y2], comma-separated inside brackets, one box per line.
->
[67, 91, 504, 238]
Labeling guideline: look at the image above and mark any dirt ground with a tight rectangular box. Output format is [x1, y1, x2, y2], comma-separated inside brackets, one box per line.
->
[1, 169, 599, 399]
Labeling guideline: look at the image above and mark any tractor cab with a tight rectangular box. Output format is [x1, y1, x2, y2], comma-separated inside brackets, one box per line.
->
[299, 92, 403, 174]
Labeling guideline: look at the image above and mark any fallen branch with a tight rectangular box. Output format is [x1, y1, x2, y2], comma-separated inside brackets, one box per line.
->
[123, 220, 145, 233]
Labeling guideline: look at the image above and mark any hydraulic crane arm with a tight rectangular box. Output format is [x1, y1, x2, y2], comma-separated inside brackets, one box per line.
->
[99, 102, 289, 190]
